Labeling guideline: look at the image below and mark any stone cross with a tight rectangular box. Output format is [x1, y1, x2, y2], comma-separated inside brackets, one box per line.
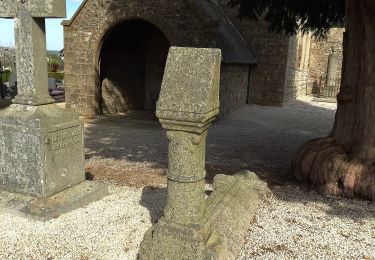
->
[0, 0, 66, 105]
[326, 47, 339, 89]
[140, 47, 221, 259]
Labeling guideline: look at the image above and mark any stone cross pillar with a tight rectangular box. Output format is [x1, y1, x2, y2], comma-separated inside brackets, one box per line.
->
[326, 47, 339, 88]
[0, 0, 66, 105]
[0, 0, 87, 199]
[140, 47, 221, 259]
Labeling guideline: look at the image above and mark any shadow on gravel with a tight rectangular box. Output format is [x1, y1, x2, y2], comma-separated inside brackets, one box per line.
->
[84, 100, 336, 187]
[140, 186, 167, 224]
[84, 111, 167, 165]
[268, 181, 375, 220]
[0, 99, 11, 110]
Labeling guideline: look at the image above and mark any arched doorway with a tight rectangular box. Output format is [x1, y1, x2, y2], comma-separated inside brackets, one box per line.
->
[99, 19, 170, 115]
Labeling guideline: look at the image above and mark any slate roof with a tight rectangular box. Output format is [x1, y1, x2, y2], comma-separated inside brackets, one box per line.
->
[196, 0, 257, 65]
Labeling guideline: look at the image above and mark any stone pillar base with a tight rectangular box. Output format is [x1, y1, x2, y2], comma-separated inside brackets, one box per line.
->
[12, 94, 55, 106]
[140, 171, 269, 260]
[140, 217, 224, 260]
[0, 180, 108, 221]
[0, 104, 85, 198]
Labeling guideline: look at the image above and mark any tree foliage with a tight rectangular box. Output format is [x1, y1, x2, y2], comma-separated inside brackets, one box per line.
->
[228, 0, 346, 37]
[48, 71, 64, 81]
[47, 54, 62, 72]
[0, 47, 15, 67]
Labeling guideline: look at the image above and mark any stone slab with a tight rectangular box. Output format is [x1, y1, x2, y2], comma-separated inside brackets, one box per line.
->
[156, 47, 221, 129]
[141, 171, 269, 260]
[0, 181, 108, 221]
[205, 171, 269, 259]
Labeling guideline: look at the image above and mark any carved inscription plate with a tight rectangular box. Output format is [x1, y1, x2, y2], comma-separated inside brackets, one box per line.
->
[44, 125, 85, 197]
[46, 126, 81, 152]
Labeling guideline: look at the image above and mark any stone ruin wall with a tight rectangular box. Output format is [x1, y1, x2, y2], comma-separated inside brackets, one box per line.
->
[308, 28, 344, 93]
[63, 0, 257, 117]
[219, 64, 250, 115]
[63, 0, 214, 117]
[284, 32, 312, 102]
[221, 2, 344, 104]
[64, 0, 341, 117]
[220, 4, 291, 106]
[242, 22, 290, 106]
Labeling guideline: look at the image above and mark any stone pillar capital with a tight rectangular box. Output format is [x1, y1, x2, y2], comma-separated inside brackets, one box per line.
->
[156, 46, 221, 133]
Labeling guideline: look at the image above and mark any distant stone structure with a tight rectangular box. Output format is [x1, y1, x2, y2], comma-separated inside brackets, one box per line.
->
[0, 47, 15, 69]
[62, 0, 302, 116]
[308, 28, 344, 94]
[326, 48, 340, 88]
[62, 0, 343, 117]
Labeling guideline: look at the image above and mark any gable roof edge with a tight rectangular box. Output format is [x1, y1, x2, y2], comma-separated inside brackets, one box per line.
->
[61, 0, 88, 26]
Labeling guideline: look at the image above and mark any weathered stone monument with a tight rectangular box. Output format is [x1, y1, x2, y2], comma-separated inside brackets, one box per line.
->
[326, 47, 339, 88]
[140, 47, 268, 259]
[0, 0, 107, 219]
[140, 47, 222, 259]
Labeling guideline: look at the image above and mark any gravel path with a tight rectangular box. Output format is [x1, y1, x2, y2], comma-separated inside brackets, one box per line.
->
[84, 96, 337, 186]
[0, 186, 166, 260]
[238, 185, 375, 259]
[1, 97, 374, 259]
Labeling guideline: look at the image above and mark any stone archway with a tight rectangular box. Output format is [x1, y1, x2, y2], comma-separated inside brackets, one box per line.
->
[98, 19, 170, 115]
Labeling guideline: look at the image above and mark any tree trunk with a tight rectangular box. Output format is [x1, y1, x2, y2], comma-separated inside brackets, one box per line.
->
[294, 0, 375, 200]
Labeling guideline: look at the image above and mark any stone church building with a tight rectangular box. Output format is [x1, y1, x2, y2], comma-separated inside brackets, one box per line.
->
[62, 0, 343, 117]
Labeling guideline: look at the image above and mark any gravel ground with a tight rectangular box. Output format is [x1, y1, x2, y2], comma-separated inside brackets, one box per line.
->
[84, 96, 338, 186]
[0, 186, 165, 259]
[1, 96, 374, 259]
[238, 185, 375, 259]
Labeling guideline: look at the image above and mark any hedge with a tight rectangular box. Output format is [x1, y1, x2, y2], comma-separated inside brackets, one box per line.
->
[48, 72, 64, 81]
[0, 71, 10, 82]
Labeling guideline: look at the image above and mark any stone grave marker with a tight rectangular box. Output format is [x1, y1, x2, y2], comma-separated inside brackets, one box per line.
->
[140, 47, 269, 259]
[0, 0, 107, 220]
[140, 47, 222, 259]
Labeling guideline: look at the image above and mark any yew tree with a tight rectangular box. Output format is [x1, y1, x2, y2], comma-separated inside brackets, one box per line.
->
[229, 0, 375, 200]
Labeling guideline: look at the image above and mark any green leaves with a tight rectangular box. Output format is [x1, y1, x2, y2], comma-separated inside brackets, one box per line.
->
[228, 0, 345, 37]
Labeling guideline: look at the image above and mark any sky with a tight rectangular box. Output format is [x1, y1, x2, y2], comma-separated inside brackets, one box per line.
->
[0, 0, 84, 50]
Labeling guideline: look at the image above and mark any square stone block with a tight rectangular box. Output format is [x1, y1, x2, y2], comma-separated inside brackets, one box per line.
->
[0, 104, 85, 198]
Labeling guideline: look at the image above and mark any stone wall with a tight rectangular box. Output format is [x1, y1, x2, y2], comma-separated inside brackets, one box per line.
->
[219, 63, 250, 115]
[65, 0, 335, 117]
[284, 69, 309, 101]
[308, 28, 344, 91]
[219, 4, 290, 106]
[144, 31, 170, 112]
[99, 20, 170, 114]
[284, 33, 311, 102]
[63, 0, 215, 117]
[100, 49, 145, 114]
